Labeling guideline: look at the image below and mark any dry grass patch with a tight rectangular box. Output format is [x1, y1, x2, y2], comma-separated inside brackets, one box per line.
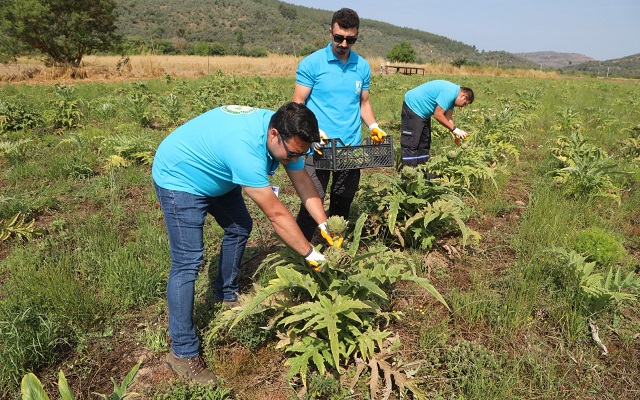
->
[1, 54, 561, 85]
[0, 54, 302, 84]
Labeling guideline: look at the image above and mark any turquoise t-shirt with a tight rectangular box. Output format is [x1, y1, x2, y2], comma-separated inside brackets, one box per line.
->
[152, 105, 304, 197]
[404, 80, 460, 119]
[296, 43, 371, 146]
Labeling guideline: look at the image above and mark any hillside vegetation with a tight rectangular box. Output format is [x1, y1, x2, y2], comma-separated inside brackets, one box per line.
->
[115, 0, 537, 68]
[516, 51, 595, 68]
[562, 53, 640, 78]
[112, 0, 640, 78]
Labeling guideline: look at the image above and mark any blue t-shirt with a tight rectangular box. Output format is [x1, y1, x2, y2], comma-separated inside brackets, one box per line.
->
[404, 80, 460, 119]
[152, 105, 304, 197]
[296, 43, 371, 146]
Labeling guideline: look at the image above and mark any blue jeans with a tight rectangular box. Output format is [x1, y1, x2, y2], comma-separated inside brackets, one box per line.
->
[154, 182, 253, 357]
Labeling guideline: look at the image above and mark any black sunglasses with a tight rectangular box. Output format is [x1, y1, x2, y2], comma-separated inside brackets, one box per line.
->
[332, 34, 358, 45]
[279, 132, 311, 158]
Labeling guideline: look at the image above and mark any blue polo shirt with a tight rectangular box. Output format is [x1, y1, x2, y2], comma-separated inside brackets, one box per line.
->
[296, 43, 371, 146]
[404, 80, 460, 119]
[152, 105, 304, 197]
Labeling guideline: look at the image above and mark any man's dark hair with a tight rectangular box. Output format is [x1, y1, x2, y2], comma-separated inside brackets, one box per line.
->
[461, 87, 474, 104]
[332, 8, 359, 30]
[270, 102, 319, 143]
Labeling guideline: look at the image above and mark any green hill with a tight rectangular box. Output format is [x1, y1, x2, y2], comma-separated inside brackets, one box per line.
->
[115, 0, 536, 67]
[562, 53, 640, 79]
[516, 52, 595, 68]
[114, 0, 639, 77]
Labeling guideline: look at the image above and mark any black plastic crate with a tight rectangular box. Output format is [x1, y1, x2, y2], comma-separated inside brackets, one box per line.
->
[312, 136, 394, 171]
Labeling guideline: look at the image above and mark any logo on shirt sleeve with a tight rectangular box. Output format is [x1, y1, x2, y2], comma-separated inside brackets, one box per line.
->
[221, 105, 257, 115]
[355, 81, 363, 95]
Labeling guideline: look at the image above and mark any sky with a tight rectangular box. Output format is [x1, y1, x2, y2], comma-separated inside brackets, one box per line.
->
[283, 0, 640, 61]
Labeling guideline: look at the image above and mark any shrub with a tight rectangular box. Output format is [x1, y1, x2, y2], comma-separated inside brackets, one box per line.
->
[244, 47, 268, 58]
[572, 227, 626, 266]
[0, 100, 43, 133]
[386, 41, 416, 63]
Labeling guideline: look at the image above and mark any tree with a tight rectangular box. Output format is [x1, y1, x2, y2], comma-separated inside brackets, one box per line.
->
[278, 4, 297, 20]
[235, 29, 245, 55]
[451, 58, 467, 68]
[386, 41, 417, 63]
[0, 0, 119, 66]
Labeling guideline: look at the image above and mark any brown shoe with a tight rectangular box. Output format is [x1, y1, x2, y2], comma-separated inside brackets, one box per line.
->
[165, 352, 218, 385]
[214, 298, 239, 310]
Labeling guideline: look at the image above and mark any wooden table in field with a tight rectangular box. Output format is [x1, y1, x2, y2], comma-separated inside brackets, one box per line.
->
[383, 64, 425, 75]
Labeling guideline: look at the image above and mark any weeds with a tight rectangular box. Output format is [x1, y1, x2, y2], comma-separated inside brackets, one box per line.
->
[21, 362, 141, 400]
[145, 381, 234, 399]
[358, 167, 480, 249]
[621, 125, 640, 160]
[547, 247, 639, 314]
[0, 99, 43, 133]
[123, 82, 154, 127]
[140, 323, 169, 353]
[0, 70, 638, 399]
[49, 84, 84, 131]
[0, 138, 33, 165]
[550, 131, 627, 203]
[571, 226, 627, 266]
[0, 212, 45, 242]
[0, 307, 65, 391]
[159, 92, 183, 127]
[301, 372, 348, 400]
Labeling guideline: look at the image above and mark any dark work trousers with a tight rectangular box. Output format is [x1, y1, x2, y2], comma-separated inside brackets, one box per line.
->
[296, 154, 361, 241]
[401, 101, 431, 167]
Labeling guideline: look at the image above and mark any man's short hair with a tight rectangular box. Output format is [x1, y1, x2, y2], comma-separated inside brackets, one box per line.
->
[332, 8, 359, 30]
[270, 102, 319, 143]
[461, 87, 474, 104]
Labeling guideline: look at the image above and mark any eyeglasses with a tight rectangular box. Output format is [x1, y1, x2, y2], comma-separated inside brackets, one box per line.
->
[332, 34, 358, 45]
[279, 132, 311, 158]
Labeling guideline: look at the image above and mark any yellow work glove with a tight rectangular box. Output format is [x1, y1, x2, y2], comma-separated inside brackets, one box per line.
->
[319, 222, 343, 248]
[369, 123, 387, 144]
[312, 129, 329, 155]
[305, 247, 325, 271]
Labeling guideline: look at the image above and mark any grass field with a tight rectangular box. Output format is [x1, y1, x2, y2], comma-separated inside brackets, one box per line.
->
[0, 54, 560, 83]
[0, 56, 639, 399]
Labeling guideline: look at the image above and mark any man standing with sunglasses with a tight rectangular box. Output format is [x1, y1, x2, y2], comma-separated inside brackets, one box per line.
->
[293, 7, 387, 242]
[152, 102, 332, 384]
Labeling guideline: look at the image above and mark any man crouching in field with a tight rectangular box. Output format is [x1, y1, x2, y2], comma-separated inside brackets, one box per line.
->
[151, 102, 332, 384]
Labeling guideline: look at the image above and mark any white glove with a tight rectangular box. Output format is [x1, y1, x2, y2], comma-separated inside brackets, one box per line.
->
[313, 129, 328, 154]
[452, 127, 468, 140]
[305, 247, 325, 271]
